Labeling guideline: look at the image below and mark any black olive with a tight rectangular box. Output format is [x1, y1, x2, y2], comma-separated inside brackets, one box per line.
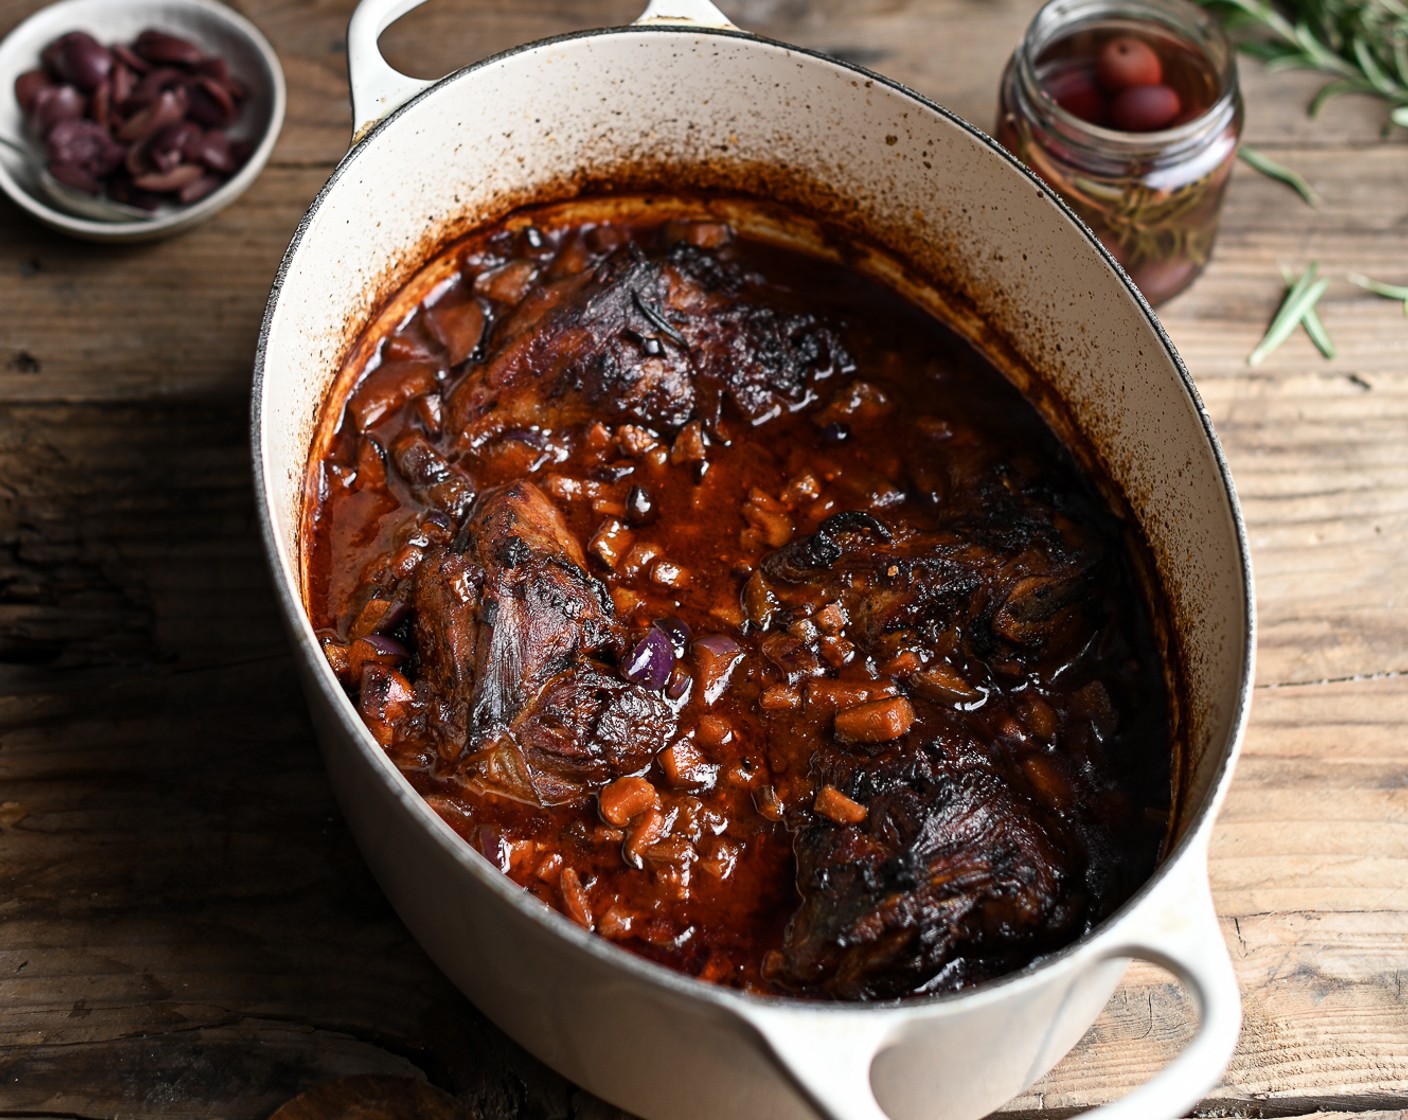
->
[625, 484, 656, 525]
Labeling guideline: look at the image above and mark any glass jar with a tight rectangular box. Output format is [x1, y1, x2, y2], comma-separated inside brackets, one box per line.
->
[997, 0, 1243, 305]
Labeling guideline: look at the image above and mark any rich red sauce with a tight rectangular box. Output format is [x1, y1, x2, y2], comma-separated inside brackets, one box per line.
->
[304, 197, 1173, 1000]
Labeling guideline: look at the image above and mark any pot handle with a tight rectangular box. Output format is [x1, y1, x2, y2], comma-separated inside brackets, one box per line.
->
[346, 0, 438, 143]
[748, 869, 1241, 1120]
[345, 0, 735, 143]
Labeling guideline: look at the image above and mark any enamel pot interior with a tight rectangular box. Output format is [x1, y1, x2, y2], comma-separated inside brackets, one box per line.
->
[253, 19, 1252, 1120]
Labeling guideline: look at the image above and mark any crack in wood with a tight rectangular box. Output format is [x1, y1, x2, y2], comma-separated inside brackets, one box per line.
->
[1256, 669, 1408, 691]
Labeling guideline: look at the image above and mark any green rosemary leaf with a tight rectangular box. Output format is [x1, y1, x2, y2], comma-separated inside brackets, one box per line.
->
[1348, 272, 1408, 315]
[1303, 304, 1338, 356]
[1392, 35, 1408, 85]
[1249, 263, 1328, 365]
[1353, 34, 1400, 95]
[1196, 0, 1408, 131]
[1238, 146, 1320, 205]
[1309, 76, 1376, 115]
[1239, 39, 1301, 62]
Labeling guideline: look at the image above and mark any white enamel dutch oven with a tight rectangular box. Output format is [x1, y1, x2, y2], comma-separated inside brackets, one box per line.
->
[252, 2, 1254, 1118]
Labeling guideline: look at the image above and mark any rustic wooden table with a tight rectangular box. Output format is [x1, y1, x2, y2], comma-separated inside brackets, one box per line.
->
[2, 1, 1405, 1117]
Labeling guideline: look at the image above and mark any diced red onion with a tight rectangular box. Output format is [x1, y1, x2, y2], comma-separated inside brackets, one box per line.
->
[360, 633, 409, 661]
[374, 600, 411, 633]
[622, 628, 674, 691]
[653, 616, 690, 656]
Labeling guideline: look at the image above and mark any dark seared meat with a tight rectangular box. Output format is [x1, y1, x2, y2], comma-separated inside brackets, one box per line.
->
[446, 242, 846, 445]
[768, 734, 1085, 1000]
[473, 665, 677, 807]
[752, 493, 1117, 998]
[412, 480, 672, 803]
[759, 502, 1105, 680]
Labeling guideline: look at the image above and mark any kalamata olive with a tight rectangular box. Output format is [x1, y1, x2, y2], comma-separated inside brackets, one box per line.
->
[149, 140, 182, 173]
[1043, 66, 1107, 126]
[117, 87, 187, 142]
[53, 31, 112, 92]
[186, 75, 236, 127]
[1111, 84, 1181, 132]
[154, 119, 201, 157]
[30, 84, 85, 134]
[111, 43, 150, 74]
[653, 616, 691, 656]
[106, 173, 162, 210]
[109, 62, 136, 107]
[40, 38, 64, 79]
[624, 484, 656, 526]
[46, 118, 124, 178]
[1096, 35, 1163, 93]
[133, 162, 204, 191]
[47, 160, 99, 193]
[191, 128, 235, 173]
[14, 69, 51, 114]
[128, 66, 183, 107]
[820, 421, 850, 444]
[133, 28, 205, 68]
[193, 56, 230, 83]
[622, 627, 675, 691]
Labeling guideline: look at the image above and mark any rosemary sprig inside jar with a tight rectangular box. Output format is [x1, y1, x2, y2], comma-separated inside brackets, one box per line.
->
[997, 0, 1244, 305]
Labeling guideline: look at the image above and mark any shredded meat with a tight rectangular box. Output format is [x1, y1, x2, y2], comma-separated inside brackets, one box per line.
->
[412, 481, 672, 804]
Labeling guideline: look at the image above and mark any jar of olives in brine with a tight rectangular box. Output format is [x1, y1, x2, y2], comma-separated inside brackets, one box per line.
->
[997, 0, 1243, 305]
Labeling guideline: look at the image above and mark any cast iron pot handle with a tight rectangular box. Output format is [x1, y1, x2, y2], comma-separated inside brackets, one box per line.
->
[748, 867, 1241, 1120]
[345, 0, 735, 143]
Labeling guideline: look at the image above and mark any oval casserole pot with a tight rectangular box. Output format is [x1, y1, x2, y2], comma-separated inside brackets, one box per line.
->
[252, 2, 1256, 1118]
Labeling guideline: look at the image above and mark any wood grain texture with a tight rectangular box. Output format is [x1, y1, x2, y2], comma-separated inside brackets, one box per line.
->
[1, 0, 1406, 1117]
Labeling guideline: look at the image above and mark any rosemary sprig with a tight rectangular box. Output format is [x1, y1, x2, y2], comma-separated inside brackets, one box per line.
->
[1249, 261, 1334, 364]
[1348, 271, 1408, 314]
[1238, 145, 1320, 205]
[1196, 0, 1408, 132]
[1280, 264, 1338, 353]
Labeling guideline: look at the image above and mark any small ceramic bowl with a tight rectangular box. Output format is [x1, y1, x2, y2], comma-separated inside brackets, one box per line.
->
[0, 0, 285, 242]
